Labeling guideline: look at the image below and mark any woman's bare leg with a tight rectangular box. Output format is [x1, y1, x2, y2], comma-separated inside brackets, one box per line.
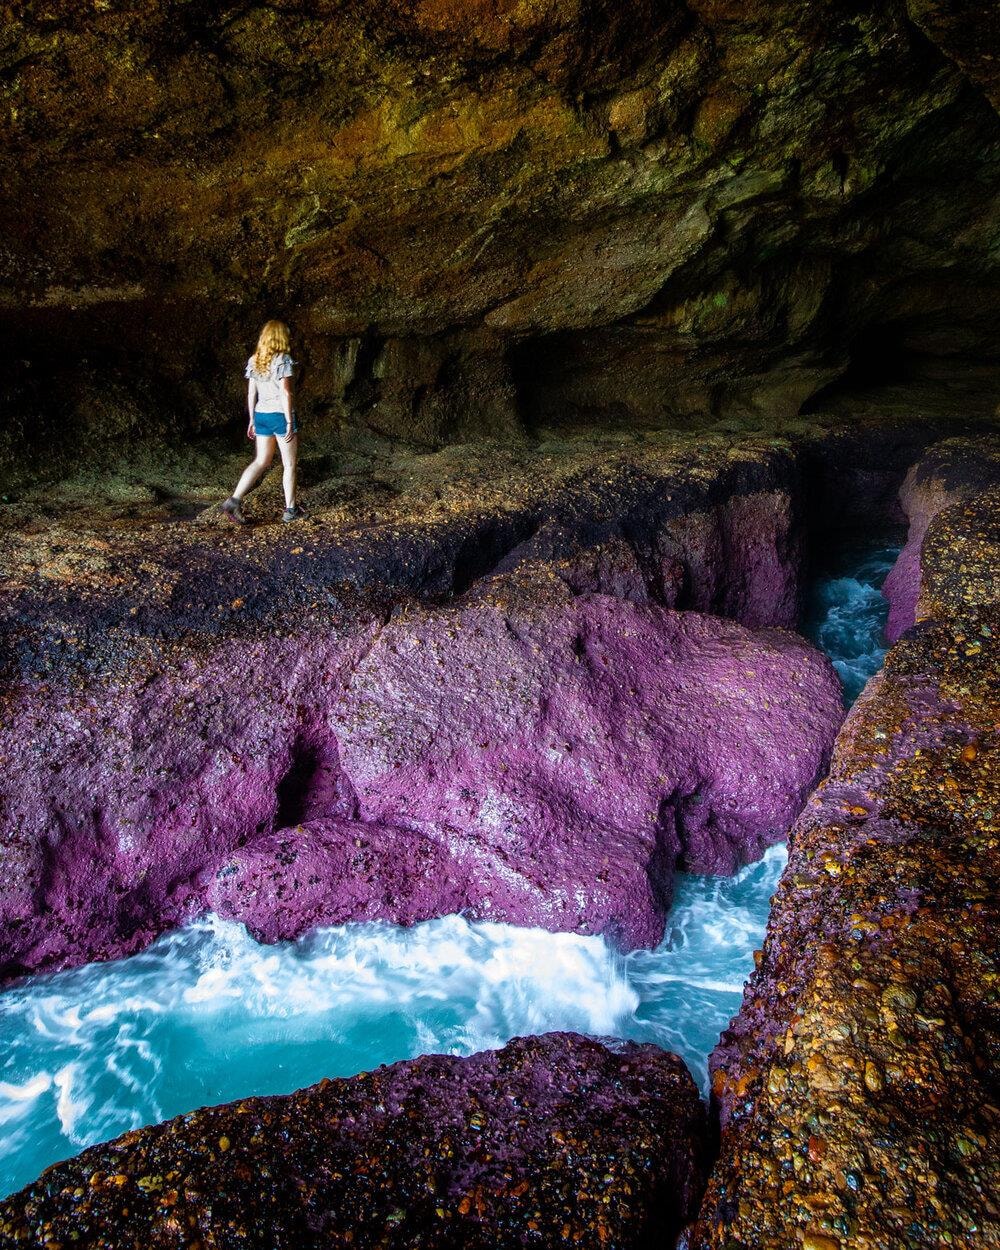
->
[233, 436, 276, 499]
[277, 431, 298, 509]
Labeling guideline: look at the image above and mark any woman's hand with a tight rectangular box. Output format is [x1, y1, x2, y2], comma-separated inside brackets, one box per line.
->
[246, 421, 255, 441]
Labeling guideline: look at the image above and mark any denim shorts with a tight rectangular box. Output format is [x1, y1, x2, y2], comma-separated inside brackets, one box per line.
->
[253, 410, 297, 437]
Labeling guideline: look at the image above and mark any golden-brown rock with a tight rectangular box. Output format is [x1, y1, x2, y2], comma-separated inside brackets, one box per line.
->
[693, 438, 1000, 1249]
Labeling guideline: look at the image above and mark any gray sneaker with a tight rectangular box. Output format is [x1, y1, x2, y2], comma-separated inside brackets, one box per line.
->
[282, 504, 309, 523]
[220, 497, 247, 525]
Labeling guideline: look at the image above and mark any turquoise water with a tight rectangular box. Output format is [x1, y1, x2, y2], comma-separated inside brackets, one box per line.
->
[0, 854, 784, 1198]
[0, 545, 898, 1198]
[802, 541, 900, 705]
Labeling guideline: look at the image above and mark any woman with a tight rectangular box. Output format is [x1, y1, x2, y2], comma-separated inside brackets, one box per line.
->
[221, 319, 308, 524]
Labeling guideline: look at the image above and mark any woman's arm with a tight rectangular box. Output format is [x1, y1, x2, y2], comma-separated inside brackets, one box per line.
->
[280, 376, 295, 442]
[247, 379, 257, 437]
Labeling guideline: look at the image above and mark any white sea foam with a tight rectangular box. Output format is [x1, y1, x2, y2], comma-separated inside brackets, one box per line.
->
[0, 852, 782, 1198]
[53, 1064, 91, 1142]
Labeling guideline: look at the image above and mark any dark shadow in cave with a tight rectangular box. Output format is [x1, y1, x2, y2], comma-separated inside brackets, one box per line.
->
[275, 735, 359, 830]
[800, 319, 993, 415]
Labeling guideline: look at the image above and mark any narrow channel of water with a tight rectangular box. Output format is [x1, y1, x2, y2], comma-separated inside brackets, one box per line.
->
[0, 543, 899, 1198]
[802, 540, 901, 705]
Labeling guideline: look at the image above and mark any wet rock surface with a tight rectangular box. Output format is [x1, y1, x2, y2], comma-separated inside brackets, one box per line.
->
[0, 1032, 708, 1249]
[883, 436, 1000, 641]
[0, 551, 841, 976]
[0, 420, 981, 976]
[2, 422, 998, 1245]
[198, 592, 839, 946]
[693, 438, 1000, 1249]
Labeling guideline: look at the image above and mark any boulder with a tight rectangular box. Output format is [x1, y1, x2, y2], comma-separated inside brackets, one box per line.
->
[0, 1032, 708, 1250]
[0, 581, 842, 974]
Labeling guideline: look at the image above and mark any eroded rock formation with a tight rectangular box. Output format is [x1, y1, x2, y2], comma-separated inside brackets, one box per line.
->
[3, 1, 1000, 484]
[0, 442, 842, 976]
[0, 1032, 708, 1249]
[694, 437, 1000, 1249]
[198, 592, 839, 944]
[883, 435, 1000, 641]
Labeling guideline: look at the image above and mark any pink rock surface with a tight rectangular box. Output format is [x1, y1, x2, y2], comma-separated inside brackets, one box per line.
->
[883, 467, 951, 643]
[0, 587, 842, 976]
[884, 438, 1000, 641]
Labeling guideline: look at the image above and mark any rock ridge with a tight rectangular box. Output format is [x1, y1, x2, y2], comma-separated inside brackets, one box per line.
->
[693, 435, 1000, 1248]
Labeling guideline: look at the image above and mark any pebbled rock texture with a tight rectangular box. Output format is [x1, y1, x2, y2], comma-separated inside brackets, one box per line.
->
[0, 1032, 708, 1250]
[883, 436, 1000, 641]
[693, 444, 1000, 1249]
[3, 2, 1000, 480]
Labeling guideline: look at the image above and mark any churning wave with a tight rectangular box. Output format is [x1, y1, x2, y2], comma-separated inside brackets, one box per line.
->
[0, 541, 902, 1197]
[0, 847, 786, 1197]
[803, 542, 900, 705]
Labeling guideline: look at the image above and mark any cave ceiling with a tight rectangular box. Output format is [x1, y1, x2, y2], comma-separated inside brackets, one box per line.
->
[2, 0, 1000, 459]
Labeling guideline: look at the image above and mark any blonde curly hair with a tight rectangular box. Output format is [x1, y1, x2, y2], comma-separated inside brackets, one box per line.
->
[252, 319, 291, 377]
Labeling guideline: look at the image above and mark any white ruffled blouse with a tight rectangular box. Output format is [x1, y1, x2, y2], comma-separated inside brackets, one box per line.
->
[245, 351, 294, 412]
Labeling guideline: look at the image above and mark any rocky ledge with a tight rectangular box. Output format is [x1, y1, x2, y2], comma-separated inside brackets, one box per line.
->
[694, 439, 1000, 1248]
[0, 435, 844, 978]
[0, 1032, 708, 1249]
[883, 435, 1000, 642]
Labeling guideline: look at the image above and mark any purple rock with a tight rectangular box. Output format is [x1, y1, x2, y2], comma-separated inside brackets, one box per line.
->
[201, 817, 477, 941]
[0, 585, 842, 975]
[883, 468, 946, 643]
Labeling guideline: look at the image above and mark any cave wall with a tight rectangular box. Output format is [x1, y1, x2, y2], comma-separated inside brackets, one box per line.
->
[3, 0, 1000, 483]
